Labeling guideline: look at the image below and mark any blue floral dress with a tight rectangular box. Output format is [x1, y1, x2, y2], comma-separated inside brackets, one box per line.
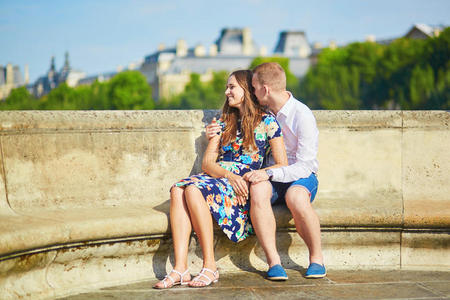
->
[173, 114, 282, 242]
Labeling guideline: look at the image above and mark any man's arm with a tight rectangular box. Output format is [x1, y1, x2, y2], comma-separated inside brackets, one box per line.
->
[271, 112, 319, 183]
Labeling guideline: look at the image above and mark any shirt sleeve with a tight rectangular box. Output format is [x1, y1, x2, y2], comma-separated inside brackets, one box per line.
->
[271, 111, 319, 183]
[264, 115, 283, 140]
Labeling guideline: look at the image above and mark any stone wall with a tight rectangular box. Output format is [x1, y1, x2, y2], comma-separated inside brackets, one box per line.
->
[0, 110, 448, 299]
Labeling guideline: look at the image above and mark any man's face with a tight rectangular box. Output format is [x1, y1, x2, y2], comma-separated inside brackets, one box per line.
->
[252, 73, 267, 105]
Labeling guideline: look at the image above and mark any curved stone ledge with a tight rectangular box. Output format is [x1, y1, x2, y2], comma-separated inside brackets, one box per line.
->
[0, 110, 448, 299]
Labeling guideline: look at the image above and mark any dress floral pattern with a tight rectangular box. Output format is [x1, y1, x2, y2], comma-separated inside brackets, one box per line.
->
[173, 114, 282, 242]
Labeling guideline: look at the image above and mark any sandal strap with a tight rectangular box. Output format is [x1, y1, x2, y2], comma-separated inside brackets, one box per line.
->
[193, 273, 212, 285]
[200, 267, 218, 277]
[163, 269, 190, 287]
[193, 268, 218, 285]
[162, 274, 174, 288]
[177, 269, 190, 284]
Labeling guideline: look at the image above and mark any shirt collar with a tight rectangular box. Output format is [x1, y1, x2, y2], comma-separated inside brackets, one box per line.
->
[276, 92, 295, 118]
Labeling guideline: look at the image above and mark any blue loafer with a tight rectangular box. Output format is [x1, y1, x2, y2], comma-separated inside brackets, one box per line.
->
[267, 264, 288, 281]
[305, 263, 326, 278]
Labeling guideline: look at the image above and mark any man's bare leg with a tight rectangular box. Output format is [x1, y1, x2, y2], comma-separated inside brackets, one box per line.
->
[250, 181, 281, 267]
[285, 186, 323, 265]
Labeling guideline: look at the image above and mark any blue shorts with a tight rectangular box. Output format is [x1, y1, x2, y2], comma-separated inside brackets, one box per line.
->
[270, 173, 318, 205]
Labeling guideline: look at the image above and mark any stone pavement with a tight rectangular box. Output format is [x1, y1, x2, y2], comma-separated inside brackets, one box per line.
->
[59, 269, 450, 299]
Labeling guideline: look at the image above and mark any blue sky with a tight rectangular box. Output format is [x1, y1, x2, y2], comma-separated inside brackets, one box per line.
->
[1, 0, 449, 83]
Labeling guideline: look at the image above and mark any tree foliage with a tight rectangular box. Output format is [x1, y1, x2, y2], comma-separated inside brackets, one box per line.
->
[0, 71, 154, 110]
[2, 29, 448, 111]
[299, 27, 450, 110]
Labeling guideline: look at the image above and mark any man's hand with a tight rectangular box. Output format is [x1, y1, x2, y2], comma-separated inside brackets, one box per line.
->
[206, 117, 221, 140]
[243, 170, 269, 183]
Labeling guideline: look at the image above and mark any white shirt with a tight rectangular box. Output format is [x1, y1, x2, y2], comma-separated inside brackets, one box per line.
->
[268, 93, 319, 183]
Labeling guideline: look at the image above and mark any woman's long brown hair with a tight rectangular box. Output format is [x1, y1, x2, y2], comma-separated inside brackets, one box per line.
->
[221, 70, 264, 151]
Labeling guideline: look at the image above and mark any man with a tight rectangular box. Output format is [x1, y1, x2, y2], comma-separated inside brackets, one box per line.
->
[207, 62, 325, 279]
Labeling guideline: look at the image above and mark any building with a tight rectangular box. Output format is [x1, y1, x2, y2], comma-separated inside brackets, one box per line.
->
[140, 28, 312, 100]
[32, 52, 85, 98]
[274, 31, 311, 58]
[374, 24, 446, 45]
[404, 24, 444, 39]
[0, 63, 27, 99]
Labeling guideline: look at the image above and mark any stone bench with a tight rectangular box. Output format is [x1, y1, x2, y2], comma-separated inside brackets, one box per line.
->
[0, 110, 448, 300]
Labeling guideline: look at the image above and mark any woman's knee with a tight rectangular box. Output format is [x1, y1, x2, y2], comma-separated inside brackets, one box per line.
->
[171, 186, 184, 198]
[184, 185, 204, 203]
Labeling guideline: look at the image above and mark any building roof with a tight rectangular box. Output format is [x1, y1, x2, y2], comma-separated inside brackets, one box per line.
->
[274, 31, 311, 56]
[215, 28, 258, 55]
[404, 23, 446, 39]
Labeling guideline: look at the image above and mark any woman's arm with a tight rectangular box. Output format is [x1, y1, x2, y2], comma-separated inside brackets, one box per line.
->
[202, 135, 249, 203]
[264, 136, 288, 169]
[201, 135, 227, 178]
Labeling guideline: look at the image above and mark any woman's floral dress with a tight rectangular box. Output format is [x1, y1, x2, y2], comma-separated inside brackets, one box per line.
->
[173, 114, 282, 242]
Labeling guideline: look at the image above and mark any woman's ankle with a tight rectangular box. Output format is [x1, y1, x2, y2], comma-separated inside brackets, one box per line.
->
[202, 262, 217, 271]
[173, 264, 188, 272]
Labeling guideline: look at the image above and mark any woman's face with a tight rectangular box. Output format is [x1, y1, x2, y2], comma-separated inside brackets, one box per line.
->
[225, 75, 245, 109]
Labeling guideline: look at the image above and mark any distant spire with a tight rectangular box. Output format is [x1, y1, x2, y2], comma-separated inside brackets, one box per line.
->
[50, 56, 56, 72]
[64, 51, 70, 70]
[48, 56, 56, 79]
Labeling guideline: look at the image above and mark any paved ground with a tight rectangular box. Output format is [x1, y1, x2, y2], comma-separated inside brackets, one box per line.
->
[60, 269, 450, 300]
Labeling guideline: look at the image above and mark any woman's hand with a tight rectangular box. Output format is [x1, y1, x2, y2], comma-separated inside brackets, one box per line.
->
[226, 173, 248, 205]
[206, 118, 222, 140]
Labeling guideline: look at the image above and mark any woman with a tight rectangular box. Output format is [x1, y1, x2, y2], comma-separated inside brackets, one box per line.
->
[154, 70, 287, 289]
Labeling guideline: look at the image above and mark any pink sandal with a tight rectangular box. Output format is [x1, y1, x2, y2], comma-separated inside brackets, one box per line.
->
[153, 269, 191, 289]
[188, 268, 219, 288]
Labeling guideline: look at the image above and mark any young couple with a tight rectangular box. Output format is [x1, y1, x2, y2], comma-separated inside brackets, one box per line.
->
[154, 62, 325, 289]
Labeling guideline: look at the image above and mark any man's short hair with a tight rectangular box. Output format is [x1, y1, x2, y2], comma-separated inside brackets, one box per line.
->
[252, 62, 286, 91]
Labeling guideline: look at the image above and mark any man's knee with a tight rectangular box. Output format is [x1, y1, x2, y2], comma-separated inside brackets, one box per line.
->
[285, 186, 311, 214]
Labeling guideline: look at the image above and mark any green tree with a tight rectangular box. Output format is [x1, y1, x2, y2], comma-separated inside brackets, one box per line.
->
[39, 83, 78, 109]
[0, 86, 37, 110]
[408, 64, 435, 109]
[299, 28, 450, 110]
[108, 71, 154, 110]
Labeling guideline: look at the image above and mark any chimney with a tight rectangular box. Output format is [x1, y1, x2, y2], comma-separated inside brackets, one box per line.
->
[259, 46, 267, 56]
[176, 39, 188, 57]
[6, 63, 13, 85]
[194, 44, 206, 57]
[433, 28, 441, 37]
[209, 44, 218, 56]
[329, 40, 337, 50]
[158, 43, 165, 51]
[242, 27, 253, 55]
[24, 64, 29, 84]
[365, 35, 376, 42]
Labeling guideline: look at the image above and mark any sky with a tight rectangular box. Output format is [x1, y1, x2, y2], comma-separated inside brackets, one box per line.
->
[1, 0, 449, 83]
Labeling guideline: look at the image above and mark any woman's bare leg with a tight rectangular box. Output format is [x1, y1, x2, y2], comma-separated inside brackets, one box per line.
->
[154, 186, 192, 288]
[184, 185, 218, 286]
